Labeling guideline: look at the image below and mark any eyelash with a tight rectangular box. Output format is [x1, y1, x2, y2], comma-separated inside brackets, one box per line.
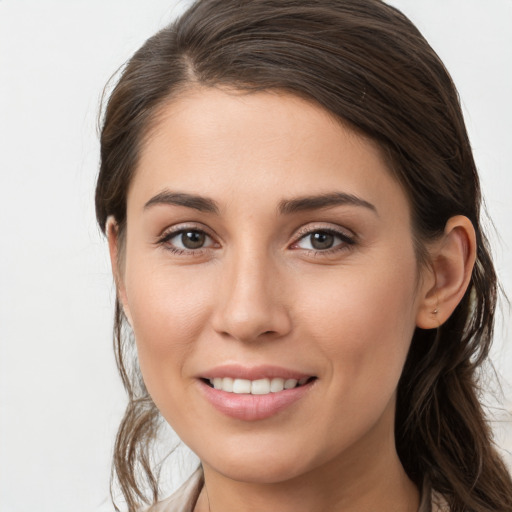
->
[290, 226, 355, 256]
[155, 224, 356, 256]
[156, 225, 216, 256]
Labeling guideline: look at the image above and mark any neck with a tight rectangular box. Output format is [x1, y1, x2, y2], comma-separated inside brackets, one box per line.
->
[194, 406, 419, 512]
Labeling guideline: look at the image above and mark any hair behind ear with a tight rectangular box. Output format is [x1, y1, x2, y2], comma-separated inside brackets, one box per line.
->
[396, 217, 510, 511]
[106, 216, 134, 326]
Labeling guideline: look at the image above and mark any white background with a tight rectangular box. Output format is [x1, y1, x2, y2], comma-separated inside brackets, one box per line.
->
[0, 1, 510, 511]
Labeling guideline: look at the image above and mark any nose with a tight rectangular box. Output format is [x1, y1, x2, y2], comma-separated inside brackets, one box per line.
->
[211, 251, 292, 343]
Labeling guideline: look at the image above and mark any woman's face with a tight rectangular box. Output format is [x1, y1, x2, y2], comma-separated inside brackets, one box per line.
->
[116, 88, 432, 484]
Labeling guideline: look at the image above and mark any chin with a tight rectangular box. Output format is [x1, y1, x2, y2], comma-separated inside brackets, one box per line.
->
[198, 438, 321, 485]
[210, 459, 310, 485]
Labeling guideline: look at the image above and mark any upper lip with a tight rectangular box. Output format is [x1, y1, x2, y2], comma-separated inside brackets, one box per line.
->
[198, 364, 315, 381]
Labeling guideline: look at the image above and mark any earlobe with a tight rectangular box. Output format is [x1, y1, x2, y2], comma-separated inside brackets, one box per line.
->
[416, 215, 476, 329]
[106, 216, 133, 326]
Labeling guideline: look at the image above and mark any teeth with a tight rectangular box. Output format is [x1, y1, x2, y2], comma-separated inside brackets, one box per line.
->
[207, 377, 310, 394]
[233, 378, 251, 394]
[284, 378, 298, 389]
[251, 378, 270, 395]
[222, 377, 234, 392]
[270, 377, 284, 392]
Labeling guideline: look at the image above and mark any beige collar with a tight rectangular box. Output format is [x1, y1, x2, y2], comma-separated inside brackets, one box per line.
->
[148, 468, 450, 512]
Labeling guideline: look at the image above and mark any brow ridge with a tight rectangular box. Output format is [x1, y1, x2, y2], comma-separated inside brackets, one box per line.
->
[144, 190, 376, 216]
[278, 192, 377, 215]
[144, 190, 220, 214]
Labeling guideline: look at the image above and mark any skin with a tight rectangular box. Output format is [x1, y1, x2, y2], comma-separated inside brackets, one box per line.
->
[108, 88, 476, 512]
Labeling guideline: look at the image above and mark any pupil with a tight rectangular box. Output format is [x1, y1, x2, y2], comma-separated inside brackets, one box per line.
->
[182, 231, 205, 249]
[311, 232, 334, 250]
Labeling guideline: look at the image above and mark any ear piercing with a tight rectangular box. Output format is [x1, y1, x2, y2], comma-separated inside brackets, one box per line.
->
[433, 308, 439, 315]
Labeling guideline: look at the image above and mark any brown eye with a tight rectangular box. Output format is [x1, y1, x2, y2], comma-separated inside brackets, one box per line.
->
[181, 230, 206, 249]
[160, 228, 215, 252]
[294, 228, 354, 252]
[310, 232, 335, 250]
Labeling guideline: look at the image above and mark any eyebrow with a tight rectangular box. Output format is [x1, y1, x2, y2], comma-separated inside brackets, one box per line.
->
[144, 190, 377, 216]
[144, 190, 220, 214]
[278, 192, 377, 215]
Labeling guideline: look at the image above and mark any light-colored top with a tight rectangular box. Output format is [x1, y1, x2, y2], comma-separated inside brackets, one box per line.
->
[148, 468, 450, 512]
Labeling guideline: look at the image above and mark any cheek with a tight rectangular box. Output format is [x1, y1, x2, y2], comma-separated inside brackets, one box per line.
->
[123, 259, 214, 390]
[297, 252, 419, 393]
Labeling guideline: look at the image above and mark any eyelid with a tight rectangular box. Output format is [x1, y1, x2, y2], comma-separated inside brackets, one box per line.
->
[292, 223, 355, 241]
[157, 221, 211, 237]
[289, 223, 356, 251]
[155, 222, 355, 255]
[155, 223, 220, 252]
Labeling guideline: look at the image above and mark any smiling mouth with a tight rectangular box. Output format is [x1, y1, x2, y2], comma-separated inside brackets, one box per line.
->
[201, 376, 317, 395]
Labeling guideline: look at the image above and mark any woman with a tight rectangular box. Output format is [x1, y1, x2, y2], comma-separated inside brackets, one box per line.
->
[95, 0, 512, 510]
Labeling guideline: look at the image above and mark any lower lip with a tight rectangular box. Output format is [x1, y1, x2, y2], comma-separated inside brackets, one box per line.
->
[198, 380, 315, 421]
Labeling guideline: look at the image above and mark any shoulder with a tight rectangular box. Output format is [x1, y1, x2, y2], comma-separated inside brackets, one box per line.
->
[145, 470, 451, 512]
[431, 489, 450, 512]
[145, 468, 203, 512]
[419, 478, 450, 512]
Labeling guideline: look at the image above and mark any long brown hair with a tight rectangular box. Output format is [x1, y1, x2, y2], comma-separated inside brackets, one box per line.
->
[95, 1, 512, 510]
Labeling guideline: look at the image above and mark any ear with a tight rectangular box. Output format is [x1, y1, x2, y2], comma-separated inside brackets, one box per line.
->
[106, 216, 133, 326]
[416, 215, 476, 329]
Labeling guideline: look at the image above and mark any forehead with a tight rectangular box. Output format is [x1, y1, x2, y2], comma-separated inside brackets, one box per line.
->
[129, 87, 409, 219]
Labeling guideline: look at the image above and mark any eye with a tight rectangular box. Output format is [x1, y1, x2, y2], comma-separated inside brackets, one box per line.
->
[293, 229, 354, 252]
[175, 230, 208, 249]
[159, 228, 216, 252]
